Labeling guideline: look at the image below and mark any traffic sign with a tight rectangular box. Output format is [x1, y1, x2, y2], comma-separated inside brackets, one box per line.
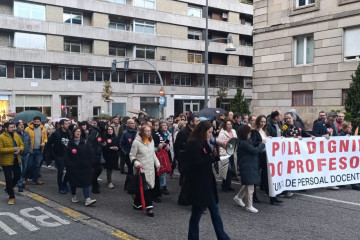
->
[159, 97, 166, 105]
[159, 88, 165, 96]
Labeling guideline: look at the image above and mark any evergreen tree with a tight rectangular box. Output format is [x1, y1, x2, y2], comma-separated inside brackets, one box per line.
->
[345, 63, 360, 129]
[230, 87, 250, 114]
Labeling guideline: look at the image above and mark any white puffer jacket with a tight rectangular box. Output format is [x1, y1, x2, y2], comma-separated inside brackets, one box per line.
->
[129, 135, 160, 189]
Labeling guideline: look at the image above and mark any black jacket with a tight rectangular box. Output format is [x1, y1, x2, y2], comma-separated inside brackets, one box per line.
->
[173, 125, 192, 171]
[312, 120, 337, 137]
[47, 128, 71, 159]
[102, 134, 120, 169]
[267, 118, 282, 137]
[337, 130, 353, 136]
[181, 139, 218, 208]
[237, 139, 265, 185]
[87, 125, 103, 163]
[120, 128, 137, 156]
[282, 121, 311, 138]
[66, 139, 94, 188]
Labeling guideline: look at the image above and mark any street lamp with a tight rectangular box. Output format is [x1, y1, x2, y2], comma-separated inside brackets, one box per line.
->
[204, 0, 237, 109]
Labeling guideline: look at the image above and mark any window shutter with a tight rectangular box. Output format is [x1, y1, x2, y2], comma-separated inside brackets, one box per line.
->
[344, 27, 360, 58]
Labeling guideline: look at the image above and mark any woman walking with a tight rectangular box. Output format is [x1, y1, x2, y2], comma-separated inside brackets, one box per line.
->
[130, 125, 160, 217]
[234, 125, 265, 213]
[102, 126, 120, 189]
[158, 121, 172, 194]
[183, 121, 230, 240]
[67, 127, 96, 206]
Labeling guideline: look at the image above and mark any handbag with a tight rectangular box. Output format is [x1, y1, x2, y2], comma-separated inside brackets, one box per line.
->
[219, 155, 230, 180]
[126, 172, 148, 195]
[156, 149, 172, 175]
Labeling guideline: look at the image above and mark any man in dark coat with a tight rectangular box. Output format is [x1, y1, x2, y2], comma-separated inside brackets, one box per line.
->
[267, 110, 283, 137]
[47, 119, 71, 194]
[87, 122, 103, 194]
[120, 119, 137, 190]
[312, 112, 337, 138]
[15, 121, 31, 192]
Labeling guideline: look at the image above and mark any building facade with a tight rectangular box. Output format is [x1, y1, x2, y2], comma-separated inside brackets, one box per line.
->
[0, 0, 253, 121]
[252, 0, 360, 129]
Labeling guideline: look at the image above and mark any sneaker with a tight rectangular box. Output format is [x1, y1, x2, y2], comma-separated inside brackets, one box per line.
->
[23, 179, 28, 185]
[327, 186, 339, 190]
[85, 198, 96, 206]
[8, 198, 15, 205]
[233, 196, 245, 207]
[108, 183, 114, 189]
[47, 165, 52, 168]
[161, 187, 169, 195]
[246, 206, 258, 213]
[59, 188, 67, 194]
[34, 180, 44, 185]
[71, 195, 79, 203]
[18, 186, 24, 192]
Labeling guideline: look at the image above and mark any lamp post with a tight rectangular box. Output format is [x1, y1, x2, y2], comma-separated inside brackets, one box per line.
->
[204, 0, 236, 109]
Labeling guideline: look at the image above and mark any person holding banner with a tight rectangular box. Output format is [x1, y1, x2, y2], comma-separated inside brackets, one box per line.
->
[312, 112, 337, 139]
[234, 125, 265, 213]
[282, 112, 314, 139]
[337, 122, 360, 191]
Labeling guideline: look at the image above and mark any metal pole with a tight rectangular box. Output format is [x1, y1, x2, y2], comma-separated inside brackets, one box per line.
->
[204, 0, 209, 109]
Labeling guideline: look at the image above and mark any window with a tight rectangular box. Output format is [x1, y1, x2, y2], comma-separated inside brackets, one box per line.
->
[14, 32, 46, 50]
[87, 69, 111, 82]
[132, 72, 160, 85]
[108, 0, 125, 4]
[63, 11, 82, 25]
[14, 1, 45, 21]
[215, 76, 238, 88]
[243, 78, 253, 89]
[58, 67, 81, 80]
[111, 71, 126, 83]
[344, 27, 360, 60]
[188, 53, 202, 63]
[64, 39, 81, 53]
[134, 0, 155, 9]
[171, 74, 191, 86]
[109, 21, 126, 31]
[292, 91, 313, 106]
[134, 20, 155, 34]
[296, 0, 315, 7]
[295, 36, 313, 65]
[0, 64, 7, 78]
[188, 29, 202, 40]
[93, 107, 101, 116]
[14, 65, 50, 79]
[188, 6, 202, 18]
[109, 44, 126, 57]
[135, 45, 155, 59]
[15, 95, 51, 117]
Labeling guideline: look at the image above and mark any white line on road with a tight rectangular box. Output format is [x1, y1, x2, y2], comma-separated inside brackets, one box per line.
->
[294, 193, 360, 207]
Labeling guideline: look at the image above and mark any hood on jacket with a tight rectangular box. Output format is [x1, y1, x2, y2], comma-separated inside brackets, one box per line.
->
[27, 121, 44, 130]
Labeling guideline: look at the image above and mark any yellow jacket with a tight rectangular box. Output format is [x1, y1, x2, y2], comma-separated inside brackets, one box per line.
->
[0, 132, 24, 166]
[25, 122, 48, 152]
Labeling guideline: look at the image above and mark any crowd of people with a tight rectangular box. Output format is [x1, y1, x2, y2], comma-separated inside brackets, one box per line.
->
[0, 109, 359, 239]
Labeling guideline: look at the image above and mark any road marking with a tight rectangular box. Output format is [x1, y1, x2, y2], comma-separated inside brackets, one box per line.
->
[111, 230, 139, 240]
[294, 193, 360, 207]
[58, 207, 83, 219]
[0, 212, 39, 235]
[27, 193, 48, 203]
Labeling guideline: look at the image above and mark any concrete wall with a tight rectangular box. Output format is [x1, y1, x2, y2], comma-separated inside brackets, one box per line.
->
[46, 5, 63, 22]
[0, 0, 12, 15]
[93, 40, 109, 56]
[157, 0, 188, 15]
[91, 12, 109, 28]
[157, 22, 187, 39]
[0, 32, 9, 47]
[252, 0, 360, 129]
[47, 35, 64, 51]
[157, 47, 187, 62]
[228, 12, 240, 24]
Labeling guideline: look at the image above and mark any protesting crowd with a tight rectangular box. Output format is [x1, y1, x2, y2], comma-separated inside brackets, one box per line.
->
[0, 108, 359, 240]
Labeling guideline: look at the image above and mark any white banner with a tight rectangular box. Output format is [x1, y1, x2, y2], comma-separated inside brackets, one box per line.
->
[265, 136, 360, 197]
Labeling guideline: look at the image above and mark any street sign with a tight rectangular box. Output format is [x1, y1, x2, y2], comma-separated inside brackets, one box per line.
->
[159, 88, 165, 97]
[159, 96, 166, 105]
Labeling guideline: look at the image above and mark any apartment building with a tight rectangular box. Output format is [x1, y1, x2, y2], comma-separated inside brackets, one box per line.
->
[0, 0, 253, 121]
[252, 0, 360, 128]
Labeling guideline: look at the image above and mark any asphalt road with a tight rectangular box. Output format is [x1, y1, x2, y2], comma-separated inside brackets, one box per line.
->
[1, 165, 360, 240]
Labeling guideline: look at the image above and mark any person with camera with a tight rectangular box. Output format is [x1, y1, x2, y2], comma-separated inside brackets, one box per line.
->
[182, 121, 230, 240]
[129, 125, 160, 217]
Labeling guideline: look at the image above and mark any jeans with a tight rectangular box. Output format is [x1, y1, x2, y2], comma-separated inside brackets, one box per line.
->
[29, 149, 43, 181]
[2, 164, 21, 199]
[55, 156, 68, 190]
[159, 173, 167, 188]
[188, 193, 230, 240]
[17, 154, 29, 187]
[71, 186, 90, 198]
